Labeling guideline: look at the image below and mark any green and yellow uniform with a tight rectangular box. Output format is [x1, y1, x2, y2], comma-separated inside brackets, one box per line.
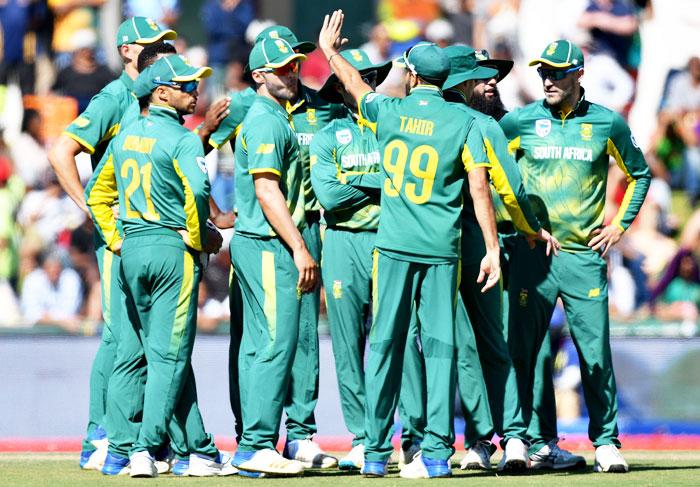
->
[231, 93, 307, 452]
[64, 70, 135, 453]
[445, 87, 540, 450]
[86, 101, 218, 458]
[209, 83, 341, 441]
[500, 90, 650, 451]
[358, 77, 489, 462]
[310, 106, 425, 450]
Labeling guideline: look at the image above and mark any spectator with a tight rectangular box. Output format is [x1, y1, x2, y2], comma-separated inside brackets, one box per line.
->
[577, 0, 639, 68]
[424, 18, 454, 48]
[653, 253, 700, 323]
[52, 29, 115, 112]
[124, 0, 180, 28]
[200, 0, 255, 90]
[20, 248, 83, 330]
[360, 23, 392, 64]
[48, 0, 107, 68]
[0, 0, 49, 94]
[0, 155, 24, 286]
[445, 0, 477, 46]
[10, 109, 50, 190]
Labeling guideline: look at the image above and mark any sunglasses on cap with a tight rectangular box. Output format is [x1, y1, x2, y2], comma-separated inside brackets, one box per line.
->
[258, 60, 300, 76]
[153, 79, 200, 93]
[537, 66, 581, 81]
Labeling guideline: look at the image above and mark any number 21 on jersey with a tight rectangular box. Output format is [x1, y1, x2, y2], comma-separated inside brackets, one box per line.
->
[121, 158, 161, 221]
[383, 140, 438, 204]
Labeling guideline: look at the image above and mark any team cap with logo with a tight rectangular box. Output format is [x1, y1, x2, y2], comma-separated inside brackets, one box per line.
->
[133, 54, 212, 98]
[528, 39, 584, 68]
[255, 25, 316, 54]
[116, 16, 177, 47]
[248, 38, 307, 72]
[442, 45, 498, 90]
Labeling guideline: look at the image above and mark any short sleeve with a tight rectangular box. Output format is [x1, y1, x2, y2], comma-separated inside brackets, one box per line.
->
[64, 92, 122, 154]
[358, 91, 389, 124]
[208, 99, 249, 149]
[245, 118, 287, 177]
[461, 118, 490, 172]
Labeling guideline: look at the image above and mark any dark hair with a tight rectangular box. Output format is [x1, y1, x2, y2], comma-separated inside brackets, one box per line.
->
[21, 109, 41, 133]
[137, 42, 177, 73]
[138, 95, 150, 111]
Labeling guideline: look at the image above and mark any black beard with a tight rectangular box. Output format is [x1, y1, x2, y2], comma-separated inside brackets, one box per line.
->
[468, 90, 507, 121]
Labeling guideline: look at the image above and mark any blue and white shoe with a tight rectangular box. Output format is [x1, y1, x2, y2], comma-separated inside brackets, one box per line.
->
[399, 453, 451, 478]
[79, 447, 107, 470]
[338, 444, 364, 470]
[361, 460, 388, 477]
[283, 439, 337, 468]
[230, 450, 266, 478]
[101, 451, 130, 475]
[172, 458, 190, 476]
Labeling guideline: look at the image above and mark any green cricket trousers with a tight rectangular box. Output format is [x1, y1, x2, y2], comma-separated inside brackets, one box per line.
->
[107, 228, 218, 458]
[365, 250, 457, 462]
[322, 228, 426, 449]
[508, 237, 621, 451]
[231, 233, 303, 451]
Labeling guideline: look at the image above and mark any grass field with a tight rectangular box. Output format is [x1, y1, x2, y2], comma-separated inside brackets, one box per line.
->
[2, 451, 700, 486]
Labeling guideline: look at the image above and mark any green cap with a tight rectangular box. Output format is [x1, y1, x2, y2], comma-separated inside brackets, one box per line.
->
[116, 16, 177, 47]
[318, 49, 392, 103]
[255, 25, 316, 54]
[399, 42, 451, 84]
[442, 45, 498, 90]
[133, 54, 212, 98]
[529, 39, 584, 68]
[248, 38, 307, 72]
[475, 48, 513, 80]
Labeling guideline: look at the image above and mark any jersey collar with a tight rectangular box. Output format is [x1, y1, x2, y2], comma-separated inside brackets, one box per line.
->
[256, 94, 294, 123]
[409, 84, 442, 96]
[286, 84, 311, 114]
[148, 103, 183, 124]
[543, 87, 588, 121]
[120, 70, 134, 91]
[443, 88, 467, 104]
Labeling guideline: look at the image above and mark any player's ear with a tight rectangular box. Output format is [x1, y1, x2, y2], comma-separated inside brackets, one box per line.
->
[251, 70, 266, 85]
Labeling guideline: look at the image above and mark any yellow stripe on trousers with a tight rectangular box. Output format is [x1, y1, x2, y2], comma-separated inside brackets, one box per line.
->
[169, 251, 194, 357]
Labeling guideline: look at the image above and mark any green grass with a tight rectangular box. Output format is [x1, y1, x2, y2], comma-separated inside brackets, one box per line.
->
[2, 451, 700, 486]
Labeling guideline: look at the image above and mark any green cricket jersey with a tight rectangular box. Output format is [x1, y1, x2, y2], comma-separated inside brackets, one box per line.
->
[359, 85, 489, 261]
[86, 104, 211, 251]
[309, 108, 381, 231]
[233, 95, 305, 238]
[500, 92, 651, 252]
[64, 71, 137, 169]
[208, 84, 341, 212]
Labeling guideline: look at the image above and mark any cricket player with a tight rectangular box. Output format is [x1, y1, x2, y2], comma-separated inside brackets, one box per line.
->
[500, 39, 651, 473]
[319, 10, 500, 479]
[229, 38, 317, 477]
[85, 54, 232, 478]
[47, 17, 176, 470]
[204, 25, 339, 467]
[310, 48, 427, 470]
[472, 48, 586, 472]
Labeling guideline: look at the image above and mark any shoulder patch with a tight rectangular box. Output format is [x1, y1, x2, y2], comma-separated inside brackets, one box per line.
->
[336, 129, 352, 145]
[256, 143, 275, 154]
[196, 157, 208, 174]
[73, 116, 90, 128]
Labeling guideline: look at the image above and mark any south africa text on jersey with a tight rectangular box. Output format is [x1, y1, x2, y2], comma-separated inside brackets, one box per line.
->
[533, 145, 593, 162]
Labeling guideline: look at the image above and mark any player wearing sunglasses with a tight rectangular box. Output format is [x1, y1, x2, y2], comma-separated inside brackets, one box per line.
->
[499, 39, 651, 474]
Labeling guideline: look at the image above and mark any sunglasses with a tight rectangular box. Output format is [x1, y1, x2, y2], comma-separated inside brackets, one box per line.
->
[537, 66, 581, 81]
[154, 79, 199, 93]
[259, 61, 300, 76]
[361, 70, 378, 86]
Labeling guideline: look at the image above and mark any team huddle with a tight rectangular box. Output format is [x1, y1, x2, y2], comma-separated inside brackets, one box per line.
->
[48, 8, 650, 480]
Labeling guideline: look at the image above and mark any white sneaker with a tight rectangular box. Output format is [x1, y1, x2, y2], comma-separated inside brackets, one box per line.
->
[237, 448, 305, 476]
[497, 438, 529, 472]
[594, 444, 629, 473]
[187, 452, 239, 477]
[283, 439, 338, 468]
[399, 452, 452, 479]
[338, 444, 364, 470]
[530, 440, 586, 470]
[460, 440, 493, 470]
[129, 451, 158, 478]
[154, 449, 175, 474]
[398, 442, 421, 469]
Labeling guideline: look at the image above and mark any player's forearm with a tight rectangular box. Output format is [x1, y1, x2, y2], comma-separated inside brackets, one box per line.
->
[611, 171, 651, 231]
[469, 168, 500, 252]
[255, 181, 307, 252]
[48, 136, 88, 213]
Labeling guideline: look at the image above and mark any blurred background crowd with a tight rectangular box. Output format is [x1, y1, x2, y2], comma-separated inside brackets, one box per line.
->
[1, 0, 700, 344]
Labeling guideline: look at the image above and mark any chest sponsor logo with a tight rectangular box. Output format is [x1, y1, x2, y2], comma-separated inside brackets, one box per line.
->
[297, 133, 314, 146]
[196, 156, 208, 174]
[336, 129, 352, 145]
[306, 108, 317, 126]
[535, 119, 551, 137]
[580, 123, 593, 141]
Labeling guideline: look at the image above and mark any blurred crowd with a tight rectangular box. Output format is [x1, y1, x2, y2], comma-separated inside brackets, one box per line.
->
[1, 0, 700, 333]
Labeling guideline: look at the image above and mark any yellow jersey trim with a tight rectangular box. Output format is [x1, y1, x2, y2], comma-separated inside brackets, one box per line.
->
[607, 138, 633, 232]
[63, 131, 96, 154]
[173, 158, 203, 251]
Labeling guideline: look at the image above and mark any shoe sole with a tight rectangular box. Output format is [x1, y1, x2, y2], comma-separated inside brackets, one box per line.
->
[500, 459, 528, 473]
[237, 466, 303, 477]
[594, 464, 629, 473]
[531, 460, 587, 471]
[338, 462, 361, 471]
[461, 462, 491, 471]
